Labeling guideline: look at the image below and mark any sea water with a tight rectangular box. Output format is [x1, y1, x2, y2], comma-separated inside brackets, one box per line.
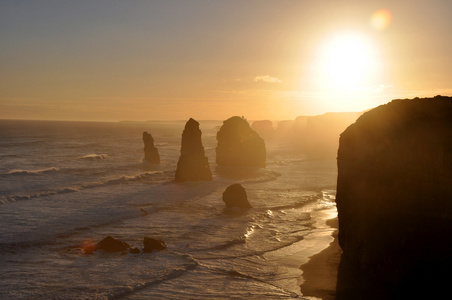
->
[0, 120, 337, 299]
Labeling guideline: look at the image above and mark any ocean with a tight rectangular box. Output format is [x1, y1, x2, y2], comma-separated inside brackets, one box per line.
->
[0, 119, 338, 299]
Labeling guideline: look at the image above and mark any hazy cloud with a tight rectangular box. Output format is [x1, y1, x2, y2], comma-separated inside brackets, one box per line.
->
[254, 75, 282, 83]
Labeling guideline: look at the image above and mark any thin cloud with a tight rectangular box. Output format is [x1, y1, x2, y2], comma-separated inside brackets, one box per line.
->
[254, 75, 282, 84]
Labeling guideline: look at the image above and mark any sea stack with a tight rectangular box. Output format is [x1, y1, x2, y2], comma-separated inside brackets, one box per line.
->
[216, 116, 266, 167]
[336, 96, 452, 294]
[222, 183, 252, 208]
[143, 132, 160, 164]
[175, 118, 212, 182]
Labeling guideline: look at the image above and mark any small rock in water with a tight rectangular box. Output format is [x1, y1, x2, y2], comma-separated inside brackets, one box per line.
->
[95, 236, 131, 253]
[143, 237, 166, 253]
[222, 183, 252, 208]
[129, 247, 140, 254]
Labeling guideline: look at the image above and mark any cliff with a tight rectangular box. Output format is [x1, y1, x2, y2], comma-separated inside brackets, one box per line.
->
[292, 112, 360, 158]
[143, 132, 160, 164]
[251, 120, 275, 140]
[175, 118, 212, 182]
[336, 96, 452, 292]
[216, 116, 266, 168]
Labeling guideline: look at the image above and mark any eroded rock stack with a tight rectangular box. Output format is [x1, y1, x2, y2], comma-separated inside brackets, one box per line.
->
[143, 132, 160, 164]
[336, 96, 452, 292]
[175, 118, 212, 182]
[216, 116, 266, 168]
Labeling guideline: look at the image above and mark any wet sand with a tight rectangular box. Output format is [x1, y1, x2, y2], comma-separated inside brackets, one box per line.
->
[299, 217, 342, 300]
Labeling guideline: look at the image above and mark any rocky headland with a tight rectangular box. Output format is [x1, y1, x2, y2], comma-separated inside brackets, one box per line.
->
[335, 96, 452, 296]
[216, 116, 266, 168]
[143, 131, 160, 164]
[175, 118, 212, 182]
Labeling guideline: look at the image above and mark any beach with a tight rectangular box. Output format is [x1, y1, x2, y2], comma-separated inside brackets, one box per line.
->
[299, 209, 342, 299]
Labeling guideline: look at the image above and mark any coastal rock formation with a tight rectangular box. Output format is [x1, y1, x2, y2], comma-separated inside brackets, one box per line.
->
[128, 247, 140, 254]
[251, 120, 275, 140]
[292, 112, 359, 158]
[95, 236, 131, 253]
[143, 237, 166, 253]
[143, 131, 160, 164]
[336, 96, 452, 292]
[175, 118, 212, 182]
[222, 183, 252, 208]
[216, 116, 266, 168]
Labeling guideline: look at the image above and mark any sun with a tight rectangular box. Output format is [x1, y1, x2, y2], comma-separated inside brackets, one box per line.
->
[303, 31, 383, 112]
[316, 32, 378, 90]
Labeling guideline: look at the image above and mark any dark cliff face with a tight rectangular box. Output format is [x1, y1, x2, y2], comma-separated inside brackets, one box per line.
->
[216, 116, 266, 168]
[336, 96, 452, 290]
[175, 118, 212, 182]
[143, 132, 160, 164]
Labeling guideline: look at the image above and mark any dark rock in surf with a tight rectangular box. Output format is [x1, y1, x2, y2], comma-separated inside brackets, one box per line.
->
[129, 247, 140, 254]
[175, 118, 212, 182]
[143, 132, 160, 164]
[143, 237, 166, 253]
[216, 116, 266, 168]
[222, 183, 252, 208]
[95, 236, 131, 253]
[336, 96, 452, 294]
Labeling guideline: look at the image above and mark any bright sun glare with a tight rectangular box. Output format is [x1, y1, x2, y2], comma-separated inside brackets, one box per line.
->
[309, 32, 382, 112]
[318, 32, 377, 90]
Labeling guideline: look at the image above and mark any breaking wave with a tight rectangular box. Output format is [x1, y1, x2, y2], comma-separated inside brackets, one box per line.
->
[78, 153, 110, 160]
[7, 167, 60, 176]
[1, 171, 162, 204]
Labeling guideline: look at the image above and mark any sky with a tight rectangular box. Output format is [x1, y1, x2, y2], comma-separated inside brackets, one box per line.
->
[1, 0, 452, 121]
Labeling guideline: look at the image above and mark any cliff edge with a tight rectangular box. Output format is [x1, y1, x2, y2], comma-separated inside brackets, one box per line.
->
[336, 96, 452, 293]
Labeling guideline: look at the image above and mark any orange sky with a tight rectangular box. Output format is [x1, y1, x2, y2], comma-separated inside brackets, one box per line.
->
[1, 0, 451, 121]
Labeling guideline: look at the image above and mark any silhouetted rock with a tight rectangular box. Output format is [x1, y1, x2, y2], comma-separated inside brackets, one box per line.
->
[216, 116, 266, 167]
[95, 236, 131, 253]
[336, 96, 452, 293]
[222, 183, 252, 208]
[175, 118, 212, 182]
[129, 247, 140, 254]
[143, 132, 160, 164]
[143, 237, 166, 253]
[251, 120, 275, 140]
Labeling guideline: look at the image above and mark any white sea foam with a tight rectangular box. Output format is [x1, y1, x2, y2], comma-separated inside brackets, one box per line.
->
[7, 167, 60, 175]
[1, 171, 162, 204]
[78, 153, 110, 160]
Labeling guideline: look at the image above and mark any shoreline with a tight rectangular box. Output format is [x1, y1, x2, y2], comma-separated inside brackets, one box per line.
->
[299, 213, 342, 299]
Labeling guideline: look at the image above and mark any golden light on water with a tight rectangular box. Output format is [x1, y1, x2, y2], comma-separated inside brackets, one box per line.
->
[370, 9, 392, 30]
